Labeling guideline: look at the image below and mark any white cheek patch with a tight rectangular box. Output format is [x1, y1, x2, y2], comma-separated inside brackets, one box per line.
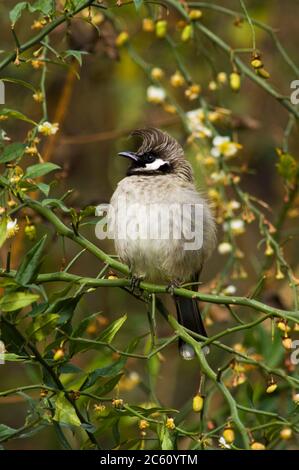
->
[144, 159, 169, 171]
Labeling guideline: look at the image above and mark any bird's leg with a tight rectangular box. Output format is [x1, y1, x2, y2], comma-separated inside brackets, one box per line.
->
[129, 274, 144, 294]
[166, 279, 181, 296]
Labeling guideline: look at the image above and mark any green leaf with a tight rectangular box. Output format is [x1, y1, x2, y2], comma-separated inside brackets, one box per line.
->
[30, 0, 55, 15]
[63, 50, 89, 66]
[53, 393, 81, 427]
[25, 162, 61, 179]
[0, 216, 7, 248]
[160, 426, 175, 450]
[80, 358, 126, 390]
[27, 313, 59, 341]
[95, 373, 123, 396]
[15, 235, 47, 286]
[1, 77, 36, 93]
[0, 292, 39, 312]
[0, 143, 26, 163]
[35, 182, 50, 196]
[97, 314, 127, 344]
[9, 2, 28, 26]
[0, 424, 17, 440]
[3, 353, 28, 362]
[0, 108, 36, 125]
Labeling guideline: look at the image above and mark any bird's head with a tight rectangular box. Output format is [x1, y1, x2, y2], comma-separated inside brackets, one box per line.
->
[118, 128, 193, 181]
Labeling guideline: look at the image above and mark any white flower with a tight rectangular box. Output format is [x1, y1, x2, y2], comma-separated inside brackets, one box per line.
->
[6, 218, 19, 238]
[228, 200, 241, 210]
[223, 285, 237, 295]
[38, 121, 59, 136]
[223, 219, 245, 235]
[219, 436, 231, 449]
[147, 86, 166, 104]
[186, 109, 212, 138]
[218, 242, 233, 255]
[211, 135, 242, 158]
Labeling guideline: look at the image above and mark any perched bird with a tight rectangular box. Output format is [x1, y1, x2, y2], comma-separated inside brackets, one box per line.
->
[109, 128, 216, 359]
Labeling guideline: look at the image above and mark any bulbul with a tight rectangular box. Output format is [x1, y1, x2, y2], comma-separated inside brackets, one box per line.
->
[109, 128, 216, 359]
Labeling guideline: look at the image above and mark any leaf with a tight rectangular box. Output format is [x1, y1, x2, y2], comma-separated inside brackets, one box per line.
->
[0, 143, 26, 163]
[95, 373, 123, 396]
[97, 314, 127, 344]
[9, 2, 28, 26]
[160, 427, 175, 450]
[80, 358, 126, 390]
[30, 0, 55, 15]
[41, 198, 70, 212]
[35, 182, 50, 196]
[0, 424, 17, 440]
[53, 393, 81, 427]
[24, 162, 61, 179]
[0, 108, 36, 125]
[133, 0, 143, 10]
[3, 353, 27, 362]
[63, 50, 89, 66]
[0, 292, 39, 312]
[15, 235, 47, 286]
[0, 216, 7, 248]
[1, 77, 36, 93]
[26, 313, 59, 342]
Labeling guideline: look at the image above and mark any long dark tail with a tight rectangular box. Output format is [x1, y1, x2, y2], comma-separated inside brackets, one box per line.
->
[174, 296, 207, 360]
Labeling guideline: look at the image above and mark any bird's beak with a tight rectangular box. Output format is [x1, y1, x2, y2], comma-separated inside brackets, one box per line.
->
[118, 151, 139, 162]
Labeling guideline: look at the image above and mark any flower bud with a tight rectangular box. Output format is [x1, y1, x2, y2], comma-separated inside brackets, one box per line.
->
[251, 58, 263, 69]
[142, 18, 155, 32]
[266, 381, 277, 394]
[151, 67, 164, 80]
[53, 348, 65, 361]
[282, 337, 292, 350]
[166, 417, 175, 430]
[257, 68, 270, 79]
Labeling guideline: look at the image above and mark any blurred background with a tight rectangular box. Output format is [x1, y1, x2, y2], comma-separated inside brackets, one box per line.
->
[0, 0, 299, 449]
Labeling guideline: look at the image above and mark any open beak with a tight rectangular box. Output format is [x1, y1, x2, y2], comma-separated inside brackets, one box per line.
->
[118, 151, 139, 162]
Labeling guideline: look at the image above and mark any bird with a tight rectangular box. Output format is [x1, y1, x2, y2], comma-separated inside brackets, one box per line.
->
[108, 128, 216, 359]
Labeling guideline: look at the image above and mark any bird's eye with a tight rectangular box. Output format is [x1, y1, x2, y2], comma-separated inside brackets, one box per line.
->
[146, 154, 155, 163]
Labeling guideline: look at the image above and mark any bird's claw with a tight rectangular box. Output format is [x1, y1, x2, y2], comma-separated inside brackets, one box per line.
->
[166, 279, 181, 296]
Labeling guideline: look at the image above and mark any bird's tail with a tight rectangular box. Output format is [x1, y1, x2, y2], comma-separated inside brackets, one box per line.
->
[174, 296, 208, 360]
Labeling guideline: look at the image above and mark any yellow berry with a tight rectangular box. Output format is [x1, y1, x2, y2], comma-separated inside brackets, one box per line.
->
[280, 427, 292, 440]
[230, 72, 241, 91]
[24, 224, 37, 241]
[181, 24, 193, 42]
[282, 337, 292, 350]
[189, 10, 202, 20]
[192, 394, 204, 412]
[155, 20, 167, 38]
[266, 382, 277, 394]
[142, 18, 155, 32]
[257, 68, 270, 79]
[251, 441, 266, 450]
[170, 71, 185, 87]
[251, 58, 263, 69]
[115, 31, 129, 47]
[53, 348, 65, 361]
[222, 427, 235, 444]
[151, 67, 164, 80]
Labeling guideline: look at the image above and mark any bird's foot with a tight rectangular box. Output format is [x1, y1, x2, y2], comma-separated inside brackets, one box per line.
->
[166, 279, 181, 296]
[129, 275, 144, 294]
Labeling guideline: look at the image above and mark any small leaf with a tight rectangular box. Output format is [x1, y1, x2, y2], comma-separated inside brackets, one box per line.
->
[276, 151, 298, 184]
[0, 424, 17, 440]
[35, 182, 50, 196]
[97, 314, 127, 344]
[53, 393, 81, 427]
[0, 108, 36, 125]
[25, 162, 61, 179]
[0, 143, 26, 163]
[15, 235, 47, 286]
[1, 77, 36, 93]
[9, 2, 28, 26]
[63, 50, 89, 66]
[80, 358, 126, 390]
[30, 0, 55, 15]
[0, 292, 39, 312]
